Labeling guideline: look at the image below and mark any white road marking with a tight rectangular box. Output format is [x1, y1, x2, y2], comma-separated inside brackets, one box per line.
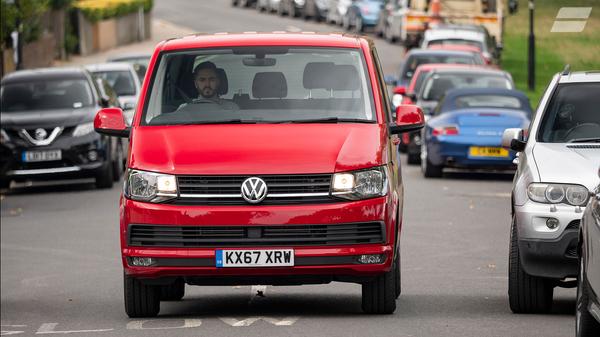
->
[35, 323, 113, 334]
[126, 319, 202, 330]
[219, 317, 299, 327]
[1, 325, 27, 336]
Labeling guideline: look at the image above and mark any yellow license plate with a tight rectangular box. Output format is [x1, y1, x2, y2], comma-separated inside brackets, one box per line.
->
[469, 147, 509, 157]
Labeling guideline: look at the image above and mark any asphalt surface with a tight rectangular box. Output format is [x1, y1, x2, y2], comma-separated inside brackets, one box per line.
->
[1, 1, 576, 336]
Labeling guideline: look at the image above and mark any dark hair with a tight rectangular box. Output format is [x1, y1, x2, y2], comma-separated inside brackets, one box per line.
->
[193, 61, 218, 78]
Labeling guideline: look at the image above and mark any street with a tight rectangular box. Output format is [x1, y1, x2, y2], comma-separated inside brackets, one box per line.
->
[1, 1, 576, 336]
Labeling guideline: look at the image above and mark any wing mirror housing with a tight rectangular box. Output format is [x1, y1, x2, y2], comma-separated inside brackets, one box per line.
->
[502, 128, 526, 152]
[94, 108, 130, 138]
[390, 105, 425, 134]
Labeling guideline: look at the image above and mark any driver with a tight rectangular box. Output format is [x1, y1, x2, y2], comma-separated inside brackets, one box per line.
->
[178, 61, 238, 111]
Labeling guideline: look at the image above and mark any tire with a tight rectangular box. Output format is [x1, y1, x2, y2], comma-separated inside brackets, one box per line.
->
[112, 142, 124, 181]
[421, 145, 443, 178]
[362, 258, 397, 314]
[0, 179, 10, 190]
[576, 254, 600, 336]
[231, 0, 239, 6]
[95, 160, 114, 189]
[508, 217, 554, 313]
[124, 275, 160, 318]
[160, 278, 185, 301]
[394, 249, 401, 299]
[407, 152, 420, 165]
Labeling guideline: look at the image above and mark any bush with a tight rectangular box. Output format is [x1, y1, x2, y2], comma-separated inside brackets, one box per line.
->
[74, 0, 153, 22]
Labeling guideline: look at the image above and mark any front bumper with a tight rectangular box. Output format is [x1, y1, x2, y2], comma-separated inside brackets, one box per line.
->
[515, 201, 584, 279]
[121, 196, 397, 282]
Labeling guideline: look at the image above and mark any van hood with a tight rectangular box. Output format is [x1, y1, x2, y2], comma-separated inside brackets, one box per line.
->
[129, 124, 386, 175]
[533, 143, 600, 190]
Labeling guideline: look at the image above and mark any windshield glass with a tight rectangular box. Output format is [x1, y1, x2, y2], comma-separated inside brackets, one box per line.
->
[428, 39, 484, 51]
[400, 54, 481, 81]
[92, 70, 137, 96]
[0, 79, 93, 112]
[142, 47, 375, 125]
[537, 83, 600, 143]
[455, 95, 522, 109]
[421, 73, 512, 101]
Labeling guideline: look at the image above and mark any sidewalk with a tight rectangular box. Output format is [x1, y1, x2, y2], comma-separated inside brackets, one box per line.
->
[55, 19, 195, 67]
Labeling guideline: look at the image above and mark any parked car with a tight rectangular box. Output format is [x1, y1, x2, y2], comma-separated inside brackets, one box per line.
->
[420, 88, 532, 177]
[231, 0, 257, 7]
[85, 62, 141, 126]
[302, 0, 330, 21]
[577, 172, 600, 336]
[256, 0, 281, 12]
[343, 0, 383, 32]
[503, 69, 600, 313]
[374, 0, 403, 43]
[94, 32, 425, 317]
[107, 53, 151, 82]
[426, 44, 492, 67]
[278, 0, 304, 16]
[421, 24, 501, 64]
[326, 0, 352, 25]
[0, 67, 124, 189]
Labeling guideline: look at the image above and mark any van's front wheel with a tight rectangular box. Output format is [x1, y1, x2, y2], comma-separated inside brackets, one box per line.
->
[124, 275, 160, 318]
[362, 259, 398, 314]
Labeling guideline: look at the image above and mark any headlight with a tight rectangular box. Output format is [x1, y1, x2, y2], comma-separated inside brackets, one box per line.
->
[0, 129, 10, 143]
[527, 183, 589, 206]
[125, 169, 177, 203]
[73, 122, 95, 137]
[331, 166, 388, 200]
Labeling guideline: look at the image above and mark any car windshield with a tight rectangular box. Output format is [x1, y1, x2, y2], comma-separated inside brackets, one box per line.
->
[401, 54, 481, 81]
[428, 39, 484, 51]
[537, 83, 600, 143]
[412, 69, 432, 94]
[0, 79, 93, 112]
[455, 95, 522, 109]
[92, 70, 137, 96]
[421, 73, 512, 101]
[142, 47, 376, 125]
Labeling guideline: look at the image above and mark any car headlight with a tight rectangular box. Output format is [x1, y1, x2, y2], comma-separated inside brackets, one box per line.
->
[0, 129, 10, 144]
[527, 183, 589, 206]
[125, 169, 177, 203]
[73, 122, 95, 137]
[331, 166, 388, 200]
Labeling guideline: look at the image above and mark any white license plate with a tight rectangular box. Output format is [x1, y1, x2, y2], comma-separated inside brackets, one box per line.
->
[22, 150, 62, 162]
[216, 249, 294, 268]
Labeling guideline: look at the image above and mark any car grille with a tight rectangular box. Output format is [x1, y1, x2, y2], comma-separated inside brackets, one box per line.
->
[566, 144, 600, 149]
[173, 174, 335, 205]
[565, 220, 580, 231]
[128, 222, 386, 247]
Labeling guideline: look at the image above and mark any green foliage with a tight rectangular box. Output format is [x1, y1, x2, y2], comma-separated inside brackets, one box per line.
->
[76, 0, 153, 23]
[50, 0, 74, 9]
[0, 0, 50, 49]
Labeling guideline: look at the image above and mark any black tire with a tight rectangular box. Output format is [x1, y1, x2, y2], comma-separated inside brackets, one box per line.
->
[421, 151, 443, 178]
[160, 278, 185, 301]
[576, 253, 600, 336]
[508, 218, 554, 313]
[362, 259, 397, 314]
[407, 152, 420, 165]
[112, 142, 124, 181]
[231, 0, 239, 6]
[95, 160, 114, 189]
[124, 275, 160, 318]
[0, 179, 10, 190]
[394, 249, 401, 299]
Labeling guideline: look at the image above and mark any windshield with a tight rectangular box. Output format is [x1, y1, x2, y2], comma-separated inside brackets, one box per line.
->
[92, 70, 137, 96]
[142, 47, 375, 125]
[455, 95, 523, 109]
[421, 73, 512, 101]
[412, 69, 432, 94]
[0, 79, 93, 112]
[428, 39, 484, 51]
[400, 54, 481, 81]
[537, 83, 600, 143]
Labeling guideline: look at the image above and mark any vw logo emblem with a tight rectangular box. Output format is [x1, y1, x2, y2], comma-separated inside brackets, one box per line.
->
[241, 177, 268, 204]
[34, 128, 47, 140]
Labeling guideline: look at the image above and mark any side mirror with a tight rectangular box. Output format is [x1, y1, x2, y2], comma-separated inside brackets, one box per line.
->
[502, 128, 526, 151]
[393, 85, 406, 95]
[94, 108, 130, 138]
[389, 105, 425, 134]
[384, 74, 398, 86]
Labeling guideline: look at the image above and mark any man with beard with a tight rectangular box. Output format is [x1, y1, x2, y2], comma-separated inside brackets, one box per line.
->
[178, 61, 238, 111]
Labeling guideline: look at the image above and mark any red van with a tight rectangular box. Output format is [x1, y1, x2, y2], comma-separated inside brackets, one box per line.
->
[94, 33, 424, 317]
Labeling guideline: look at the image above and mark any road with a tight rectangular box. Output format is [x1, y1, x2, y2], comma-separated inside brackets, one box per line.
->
[0, 1, 575, 336]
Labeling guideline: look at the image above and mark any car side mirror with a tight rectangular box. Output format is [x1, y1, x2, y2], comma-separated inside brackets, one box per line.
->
[393, 85, 406, 95]
[94, 108, 130, 138]
[502, 128, 526, 152]
[389, 105, 425, 134]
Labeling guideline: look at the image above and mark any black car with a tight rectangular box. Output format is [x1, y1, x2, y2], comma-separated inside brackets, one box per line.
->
[0, 67, 125, 189]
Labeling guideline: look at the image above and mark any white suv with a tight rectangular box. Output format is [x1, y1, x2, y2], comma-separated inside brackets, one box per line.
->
[502, 69, 600, 313]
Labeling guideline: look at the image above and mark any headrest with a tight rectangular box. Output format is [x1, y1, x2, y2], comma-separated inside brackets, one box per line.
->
[303, 62, 334, 89]
[252, 72, 287, 98]
[331, 65, 359, 90]
[216, 68, 228, 95]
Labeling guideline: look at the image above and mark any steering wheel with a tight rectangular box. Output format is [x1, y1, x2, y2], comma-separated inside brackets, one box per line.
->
[564, 122, 600, 140]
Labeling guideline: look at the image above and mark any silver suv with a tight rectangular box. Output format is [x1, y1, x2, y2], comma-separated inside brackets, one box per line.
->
[502, 69, 600, 313]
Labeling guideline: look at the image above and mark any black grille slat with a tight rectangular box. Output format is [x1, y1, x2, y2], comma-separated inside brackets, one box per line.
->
[565, 220, 580, 231]
[128, 223, 384, 247]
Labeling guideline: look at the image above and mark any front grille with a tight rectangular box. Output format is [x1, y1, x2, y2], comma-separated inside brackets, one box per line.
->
[566, 144, 600, 149]
[174, 174, 334, 205]
[565, 220, 581, 231]
[128, 222, 385, 247]
[565, 246, 578, 258]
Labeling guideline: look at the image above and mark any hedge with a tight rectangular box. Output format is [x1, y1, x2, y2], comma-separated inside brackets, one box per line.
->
[74, 0, 153, 22]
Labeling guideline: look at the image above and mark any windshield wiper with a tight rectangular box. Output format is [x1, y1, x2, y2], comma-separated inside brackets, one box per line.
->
[275, 118, 376, 124]
[568, 137, 600, 143]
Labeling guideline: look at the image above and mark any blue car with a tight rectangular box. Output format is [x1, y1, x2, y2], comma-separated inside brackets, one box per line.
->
[343, 0, 383, 32]
[420, 88, 532, 177]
